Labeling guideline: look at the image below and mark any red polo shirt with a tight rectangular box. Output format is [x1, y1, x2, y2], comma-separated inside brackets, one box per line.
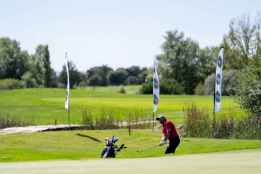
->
[162, 120, 178, 143]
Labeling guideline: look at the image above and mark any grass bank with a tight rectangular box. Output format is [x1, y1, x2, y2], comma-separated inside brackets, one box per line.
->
[0, 129, 260, 162]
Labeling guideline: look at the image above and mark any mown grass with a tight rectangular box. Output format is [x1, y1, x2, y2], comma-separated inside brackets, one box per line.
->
[0, 86, 244, 125]
[0, 129, 260, 162]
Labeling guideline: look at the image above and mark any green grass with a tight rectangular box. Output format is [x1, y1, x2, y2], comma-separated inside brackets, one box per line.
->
[0, 129, 260, 162]
[0, 86, 244, 125]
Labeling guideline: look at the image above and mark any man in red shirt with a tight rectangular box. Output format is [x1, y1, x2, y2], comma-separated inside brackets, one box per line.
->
[156, 115, 180, 154]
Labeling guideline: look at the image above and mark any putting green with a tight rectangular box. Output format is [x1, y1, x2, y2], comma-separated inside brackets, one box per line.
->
[0, 150, 260, 174]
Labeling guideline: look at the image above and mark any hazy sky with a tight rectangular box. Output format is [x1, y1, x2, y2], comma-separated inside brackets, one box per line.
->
[0, 0, 260, 71]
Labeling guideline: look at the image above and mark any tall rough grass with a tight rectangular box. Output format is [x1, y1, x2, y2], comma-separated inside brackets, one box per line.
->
[0, 113, 29, 128]
[184, 105, 261, 139]
[81, 107, 151, 130]
[184, 105, 212, 137]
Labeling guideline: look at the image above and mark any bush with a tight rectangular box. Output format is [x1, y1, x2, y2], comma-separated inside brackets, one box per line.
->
[238, 66, 261, 116]
[81, 107, 151, 130]
[0, 113, 28, 128]
[212, 117, 235, 138]
[0, 79, 24, 90]
[140, 81, 152, 94]
[204, 70, 240, 96]
[126, 76, 139, 85]
[184, 105, 261, 139]
[87, 74, 104, 86]
[140, 79, 184, 94]
[234, 116, 261, 139]
[194, 83, 205, 95]
[81, 108, 119, 129]
[108, 69, 128, 85]
[184, 105, 212, 137]
[81, 108, 94, 129]
[239, 81, 261, 116]
[118, 86, 126, 94]
[21, 72, 38, 88]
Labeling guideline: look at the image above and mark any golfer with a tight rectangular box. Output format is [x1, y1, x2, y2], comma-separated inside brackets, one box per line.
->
[156, 115, 180, 154]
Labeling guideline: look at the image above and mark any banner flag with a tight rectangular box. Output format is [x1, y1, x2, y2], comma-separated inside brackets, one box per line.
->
[153, 59, 160, 113]
[214, 48, 224, 112]
[65, 53, 70, 112]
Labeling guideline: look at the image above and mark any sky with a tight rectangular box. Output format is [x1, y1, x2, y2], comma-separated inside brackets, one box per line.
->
[0, 0, 260, 71]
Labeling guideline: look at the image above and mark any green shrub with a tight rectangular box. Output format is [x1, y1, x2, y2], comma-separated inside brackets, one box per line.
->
[0, 113, 28, 128]
[238, 66, 261, 116]
[81, 108, 94, 129]
[204, 70, 240, 96]
[118, 86, 126, 94]
[81, 107, 151, 130]
[140, 82, 152, 94]
[212, 117, 235, 138]
[95, 110, 118, 129]
[184, 105, 212, 137]
[194, 83, 205, 95]
[234, 116, 261, 139]
[21, 72, 38, 88]
[140, 79, 184, 94]
[184, 105, 261, 139]
[0, 79, 24, 90]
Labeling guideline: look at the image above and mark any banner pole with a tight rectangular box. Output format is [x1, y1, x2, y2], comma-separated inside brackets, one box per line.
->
[68, 109, 71, 128]
[152, 111, 155, 131]
[213, 54, 217, 137]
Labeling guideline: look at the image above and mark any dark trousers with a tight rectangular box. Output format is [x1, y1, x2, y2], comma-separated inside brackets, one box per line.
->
[165, 136, 180, 154]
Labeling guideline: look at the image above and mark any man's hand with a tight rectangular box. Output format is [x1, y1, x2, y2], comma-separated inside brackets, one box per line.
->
[159, 136, 168, 146]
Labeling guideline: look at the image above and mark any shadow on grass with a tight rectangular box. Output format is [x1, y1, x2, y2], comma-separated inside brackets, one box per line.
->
[76, 133, 103, 143]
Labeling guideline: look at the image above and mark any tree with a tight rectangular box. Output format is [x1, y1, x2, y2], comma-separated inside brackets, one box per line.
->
[59, 61, 81, 88]
[88, 74, 104, 86]
[34, 45, 52, 87]
[86, 65, 113, 86]
[49, 69, 58, 87]
[157, 30, 211, 94]
[108, 68, 128, 85]
[0, 37, 30, 79]
[126, 66, 148, 84]
[224, 14, 261, 68]
[126, 66, 141, 77]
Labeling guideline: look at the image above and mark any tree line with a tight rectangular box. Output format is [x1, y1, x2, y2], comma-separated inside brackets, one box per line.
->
[0, 38, 148, 89]
[0, 14, 261, 96]
[141, 13, 261, 98]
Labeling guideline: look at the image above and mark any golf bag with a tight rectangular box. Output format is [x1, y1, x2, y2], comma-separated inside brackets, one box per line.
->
[101, 136, 126, 158]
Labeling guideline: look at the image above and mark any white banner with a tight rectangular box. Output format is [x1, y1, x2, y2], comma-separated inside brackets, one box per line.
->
[65, 53, 70, 112]
[153, 59, 160, 113]
[214, 48, 224, 112]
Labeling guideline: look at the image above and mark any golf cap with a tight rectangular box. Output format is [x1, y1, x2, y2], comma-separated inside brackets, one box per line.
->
[156, 115, 166, 122]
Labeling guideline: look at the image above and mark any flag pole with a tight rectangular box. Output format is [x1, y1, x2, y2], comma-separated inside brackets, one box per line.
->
[213, 81, 216, 137]
[68, 107, 71, 128]
[152, 111, 155, 131]
[65, 52, 71, 129]
[212, 47, 224, 137]
[152, 59, 159, 131]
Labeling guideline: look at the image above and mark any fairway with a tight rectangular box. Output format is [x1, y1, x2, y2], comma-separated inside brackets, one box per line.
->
[1, 150, 260, 174]
[0, 87, 243, 125]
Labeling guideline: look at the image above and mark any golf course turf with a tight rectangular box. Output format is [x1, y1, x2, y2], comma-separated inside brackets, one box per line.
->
[0, 87, 244, 125]
[0, 129, 260, 162]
